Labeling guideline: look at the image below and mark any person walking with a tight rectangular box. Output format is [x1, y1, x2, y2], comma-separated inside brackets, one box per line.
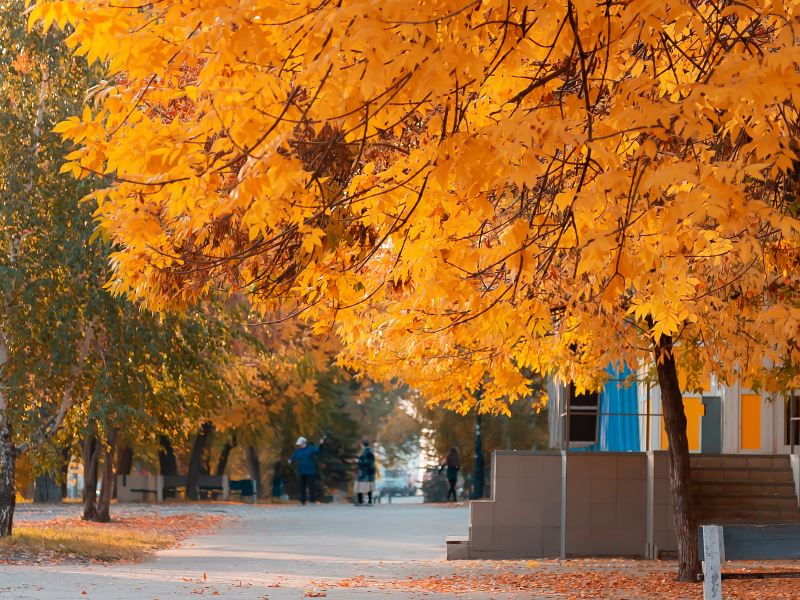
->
[354, 438, 376, 505]
[444, 447, 461, 502]
[289, 436, 322, 505]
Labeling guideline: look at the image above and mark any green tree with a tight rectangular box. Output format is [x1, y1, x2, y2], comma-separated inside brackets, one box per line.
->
[0, 2, 238, 530]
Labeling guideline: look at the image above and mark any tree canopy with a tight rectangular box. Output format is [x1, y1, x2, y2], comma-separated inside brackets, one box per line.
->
[37, 0, 800, 408]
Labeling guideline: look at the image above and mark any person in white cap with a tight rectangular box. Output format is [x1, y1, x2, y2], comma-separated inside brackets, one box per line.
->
[289, 436, 323, 505]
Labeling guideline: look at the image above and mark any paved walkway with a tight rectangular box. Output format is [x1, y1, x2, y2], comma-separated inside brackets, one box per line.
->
[1, 501, 504, 600]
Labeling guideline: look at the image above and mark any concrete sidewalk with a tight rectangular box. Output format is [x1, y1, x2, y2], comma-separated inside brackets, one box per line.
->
[0, 502, 490, 600]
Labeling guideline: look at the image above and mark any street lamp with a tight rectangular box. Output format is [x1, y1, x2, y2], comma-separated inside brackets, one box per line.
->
[471, 400, 484, 500]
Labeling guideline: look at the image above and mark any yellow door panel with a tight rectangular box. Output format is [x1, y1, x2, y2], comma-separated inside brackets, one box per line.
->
[661, 396, 705, 451]
[740, 393, 761, 450]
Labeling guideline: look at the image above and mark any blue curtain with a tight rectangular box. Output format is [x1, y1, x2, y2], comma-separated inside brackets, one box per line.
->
[574, 365, 640, 452]
[598, 365, 640, 451]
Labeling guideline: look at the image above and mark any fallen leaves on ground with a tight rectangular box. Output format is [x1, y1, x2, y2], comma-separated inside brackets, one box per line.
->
[0, 513, 224, 565]
[337, 559, 800, 599]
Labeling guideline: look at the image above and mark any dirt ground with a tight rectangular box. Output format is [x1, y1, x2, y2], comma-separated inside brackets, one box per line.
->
[1, 502, 798, 599]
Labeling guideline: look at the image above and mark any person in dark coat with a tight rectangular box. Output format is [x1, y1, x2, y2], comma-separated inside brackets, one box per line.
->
[289, 436, 322, 505]
[355, 438, 376, 505]
[444, 447, 461, 502]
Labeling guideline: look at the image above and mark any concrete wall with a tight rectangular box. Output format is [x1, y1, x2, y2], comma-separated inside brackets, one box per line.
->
[465, 451, 676, 559]
[468, 451, 562, 558]
[565, 453, 647, 556]
[651, 452, 676, 556]
[461, 450, 800, 560]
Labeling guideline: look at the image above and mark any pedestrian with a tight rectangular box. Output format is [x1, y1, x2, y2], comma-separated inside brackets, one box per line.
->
[354, 438, 376, 505]
[444, 447, 460, 502]
[289, 436, 323, 505]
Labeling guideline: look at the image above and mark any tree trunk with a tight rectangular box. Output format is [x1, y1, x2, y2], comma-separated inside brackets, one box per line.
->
[60, 446, 69, 500]
[158, 435, 178, 476]
[655, 335, 701, 582]
[95, 431, 117, 522]
[82, 435, 100, 521]
[113, 445, 133, 500]
[34, 471, 62, 503]
[0, 420, 16, 537]
[215, 436, 236, 477]
[246, 446, 262, 498]
[116, 445, 133, 476]
[158, 435, 179, 499]
[186, 422, 213, 501]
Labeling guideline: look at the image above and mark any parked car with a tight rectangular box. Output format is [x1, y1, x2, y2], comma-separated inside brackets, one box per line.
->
[378, 469, 413, 497]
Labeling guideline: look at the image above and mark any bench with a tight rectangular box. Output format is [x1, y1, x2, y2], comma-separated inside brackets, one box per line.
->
[117, 474, 164, 503]
[701, 524, 800, 600]
[229, 479, 257, 502]
[162, 474, 188, 498]
[162, 474, 230, 500]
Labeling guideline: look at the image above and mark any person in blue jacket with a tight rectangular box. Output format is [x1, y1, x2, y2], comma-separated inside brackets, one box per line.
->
[289, 436, 323, 505]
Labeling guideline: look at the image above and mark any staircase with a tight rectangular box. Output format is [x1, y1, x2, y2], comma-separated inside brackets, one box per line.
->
[691, 455, 800, 524]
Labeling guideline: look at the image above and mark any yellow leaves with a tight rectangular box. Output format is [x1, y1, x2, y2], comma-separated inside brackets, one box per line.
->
[27, 0, 82, 33]
[642, 139, 657, 160]
[300, 227, 325, 254]
[503, 220, 529, 249]
[35, 0, 800, 413]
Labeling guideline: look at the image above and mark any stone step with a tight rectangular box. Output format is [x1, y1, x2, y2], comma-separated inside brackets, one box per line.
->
[690, 455, 791, 470]
[690, 467, 794, 483]
[693, 494, 799, 511]
[446, 536, 470, 560]
[692, 481, 796, 493]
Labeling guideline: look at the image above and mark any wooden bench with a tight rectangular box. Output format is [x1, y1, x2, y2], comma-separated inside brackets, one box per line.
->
[197, 475, 230, 500]
[229, 479, 257, 501]
[162, 474, 230, 500]
[701, 524, 800, 600]
[162, 474, 188, 497]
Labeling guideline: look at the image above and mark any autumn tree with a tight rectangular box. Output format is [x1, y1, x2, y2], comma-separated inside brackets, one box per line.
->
[39, 0, 800, 579]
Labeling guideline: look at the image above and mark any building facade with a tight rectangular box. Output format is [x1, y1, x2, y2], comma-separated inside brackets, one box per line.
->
[548, 368, 800, 455]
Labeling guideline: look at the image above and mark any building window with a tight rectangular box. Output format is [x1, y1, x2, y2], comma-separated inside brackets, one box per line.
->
[567, 383, 599, 444]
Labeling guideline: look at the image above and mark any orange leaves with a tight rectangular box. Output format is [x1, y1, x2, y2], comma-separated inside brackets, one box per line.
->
[34, 0, 800, 408]
[27, 0, 82, 33]
[336, 560, 800, 599]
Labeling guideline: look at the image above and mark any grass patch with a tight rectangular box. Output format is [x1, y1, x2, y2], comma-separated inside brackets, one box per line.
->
[0, 513, 223, 564]
[1, 524, 172, 562]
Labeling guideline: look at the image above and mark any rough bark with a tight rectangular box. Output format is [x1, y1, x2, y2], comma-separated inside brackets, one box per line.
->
[95, 430, 117, 522]
[113, 445, 133, 500]
[158, 435, 178, 476]
[0, 420, 16, 537]
[215, 436, 237, 477]
[186, 422, 213, 501]
[116, 445, 133, 476]
[246, 445, 262, 498]
[158, 435, 179, 498]
[81, 435, 100, 521]
[34, 471, 62, 503]
[655, 335, 701, 582]
[60, 446, 70, 499]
